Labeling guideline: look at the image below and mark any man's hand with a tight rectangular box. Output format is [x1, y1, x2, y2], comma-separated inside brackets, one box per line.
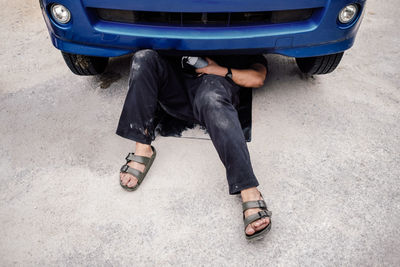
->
[195, 57, 267, 88]
[195, 58, 228, 77]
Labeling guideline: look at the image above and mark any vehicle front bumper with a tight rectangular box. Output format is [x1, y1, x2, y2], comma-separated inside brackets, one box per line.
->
[40, 0, 366, 58]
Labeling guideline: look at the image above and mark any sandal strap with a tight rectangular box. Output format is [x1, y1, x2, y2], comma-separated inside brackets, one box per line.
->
[243, 210, 272, 229]
[125, 153, 150, 165]
[242, 200, 267, 211]
[120, 164, 144, 182]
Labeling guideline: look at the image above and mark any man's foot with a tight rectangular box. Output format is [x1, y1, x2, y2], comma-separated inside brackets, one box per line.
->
[120, 143, 153, 188]
[241, 187, 270, 236]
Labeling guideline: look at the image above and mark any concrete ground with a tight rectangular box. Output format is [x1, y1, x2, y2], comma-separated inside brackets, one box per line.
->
[1, 0, 399, 266]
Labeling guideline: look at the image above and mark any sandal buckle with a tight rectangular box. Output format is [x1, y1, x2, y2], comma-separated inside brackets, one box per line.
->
[120, 165, 129, 172]
[258, 211, 267, 218]
[125, 153, 133, 162]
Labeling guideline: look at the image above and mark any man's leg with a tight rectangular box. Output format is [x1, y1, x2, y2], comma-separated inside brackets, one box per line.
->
[192, 75, 269, 235]
[193, 75, 258, 194]
[117, 49, 192, 188]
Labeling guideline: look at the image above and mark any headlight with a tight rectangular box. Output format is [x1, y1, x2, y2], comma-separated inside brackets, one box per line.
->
[51, 4, 71, 24]
[338, 4, 358, 24]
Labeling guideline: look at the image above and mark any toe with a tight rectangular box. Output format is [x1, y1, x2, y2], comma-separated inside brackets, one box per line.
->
[252, 219, 268, 232]
[246, 224, 256, 235]
[260, 218, 270, 230]
[120, 173, 128, 185]
[251, 221, 262, 231]
[127, 177, 138, 187]
[253, 218, 262, 227]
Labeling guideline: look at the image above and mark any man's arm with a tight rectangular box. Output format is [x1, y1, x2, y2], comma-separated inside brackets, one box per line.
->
[195, 57, 267, 88]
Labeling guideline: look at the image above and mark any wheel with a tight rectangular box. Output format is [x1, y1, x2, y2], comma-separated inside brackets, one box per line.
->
[61, 52, 109, 75]
[296, 52, 344, 75]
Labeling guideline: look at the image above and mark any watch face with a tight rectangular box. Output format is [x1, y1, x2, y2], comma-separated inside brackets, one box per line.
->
[226, 68, 233, 79]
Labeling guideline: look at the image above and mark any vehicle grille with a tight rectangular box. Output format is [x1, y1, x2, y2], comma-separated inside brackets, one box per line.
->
[94, 8, 317, 26]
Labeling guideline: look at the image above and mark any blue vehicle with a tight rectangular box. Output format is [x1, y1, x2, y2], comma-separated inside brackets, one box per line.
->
[40, 0, 366, 75]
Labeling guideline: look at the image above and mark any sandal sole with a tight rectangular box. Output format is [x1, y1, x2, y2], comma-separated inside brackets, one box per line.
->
[245, 221, 272, 240]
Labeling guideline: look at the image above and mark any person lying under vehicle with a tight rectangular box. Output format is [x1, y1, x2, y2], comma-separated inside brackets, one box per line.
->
[117, 49, 272, 240]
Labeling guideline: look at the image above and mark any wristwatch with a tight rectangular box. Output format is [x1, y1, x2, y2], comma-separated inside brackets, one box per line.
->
[225, 67, 233, 80]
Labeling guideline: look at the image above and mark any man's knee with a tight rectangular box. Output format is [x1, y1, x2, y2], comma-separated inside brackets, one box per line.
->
[193, 80, 235, 126]
[194, 89, 234, 131]
[128, 49, 164, 84]
[195, 75, 233, 110]
[130, 49, 160, 72]
[195, 87, 225, 111]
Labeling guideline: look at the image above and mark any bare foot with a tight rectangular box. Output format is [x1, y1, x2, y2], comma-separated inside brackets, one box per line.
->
[241, 187, 270, 236]
[120, 143, 153, 188]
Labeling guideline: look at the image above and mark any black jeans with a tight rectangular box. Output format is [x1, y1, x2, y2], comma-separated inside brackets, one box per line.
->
[116, 49, 259, 194]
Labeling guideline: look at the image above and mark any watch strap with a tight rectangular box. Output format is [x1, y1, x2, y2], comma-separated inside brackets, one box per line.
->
[225, 67, 232, 80]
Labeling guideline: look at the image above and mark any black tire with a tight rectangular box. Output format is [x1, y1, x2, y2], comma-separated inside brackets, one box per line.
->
[61, 52, 109, 75]
[296, 52, 344, 75]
